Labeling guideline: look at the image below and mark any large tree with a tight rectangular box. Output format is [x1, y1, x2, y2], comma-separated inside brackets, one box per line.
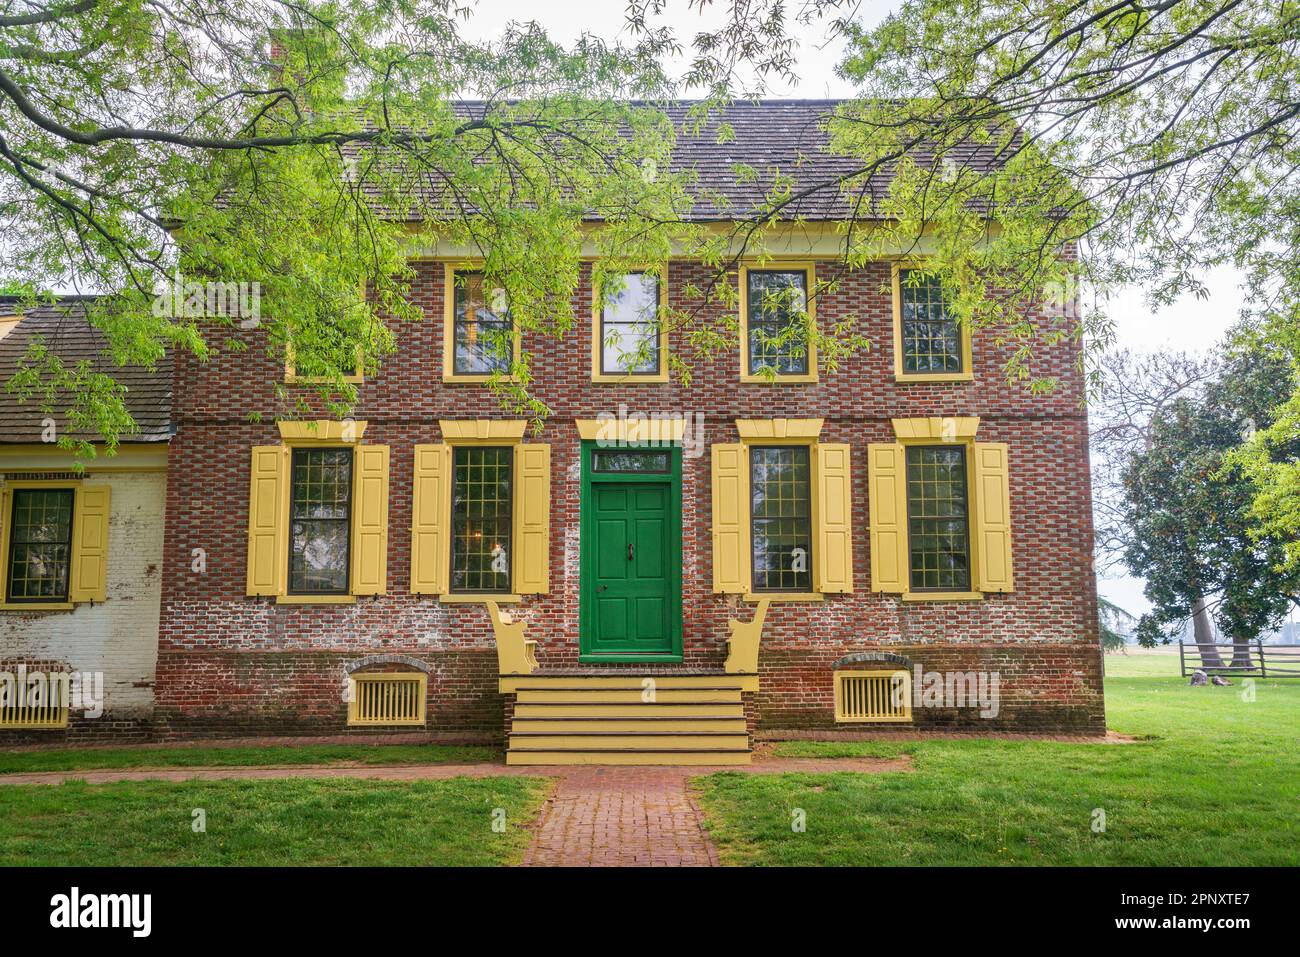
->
[1121, 331, 1300, 663]
[0, 0, 708, 444]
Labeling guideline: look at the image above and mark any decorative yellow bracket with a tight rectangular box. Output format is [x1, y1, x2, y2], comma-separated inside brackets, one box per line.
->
[725, 598, 769, 678]
[487, 600, 538, 676]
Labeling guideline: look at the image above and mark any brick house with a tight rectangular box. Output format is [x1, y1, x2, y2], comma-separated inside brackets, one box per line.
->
[1, 102, 1105, 759]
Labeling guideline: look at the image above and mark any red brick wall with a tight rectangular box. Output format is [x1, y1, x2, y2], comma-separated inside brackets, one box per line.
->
[156, 259, 1104, 737]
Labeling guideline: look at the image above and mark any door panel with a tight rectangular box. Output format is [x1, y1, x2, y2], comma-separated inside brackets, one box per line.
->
[585, 482, 674, 657]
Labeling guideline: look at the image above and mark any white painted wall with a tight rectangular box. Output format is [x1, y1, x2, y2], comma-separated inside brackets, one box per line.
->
[0, 470, 165, 719]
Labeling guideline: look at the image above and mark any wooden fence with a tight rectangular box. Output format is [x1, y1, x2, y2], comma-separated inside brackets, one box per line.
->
[1179, 642, 1300, 678]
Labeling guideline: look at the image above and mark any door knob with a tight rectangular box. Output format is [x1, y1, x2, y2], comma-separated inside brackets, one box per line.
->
[627, 543, 634, 561]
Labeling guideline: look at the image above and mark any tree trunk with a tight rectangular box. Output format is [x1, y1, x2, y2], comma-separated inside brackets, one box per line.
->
[1229, 632, 1255, 672]
[1192, 596, 1225, 669]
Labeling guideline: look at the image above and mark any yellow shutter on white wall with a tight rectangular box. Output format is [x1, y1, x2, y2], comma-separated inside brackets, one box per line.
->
[711, 443, 750, 593]
[351, 444, 390, 595]
[69, 485, 110, 602]
[513, 442, 551, 594]
[246, 445, 286, 596]
[867, 442, 908, 593]
[814, 443, 854, 593]
[973, 441, 1014, 592]
[410, 443, 451, 594]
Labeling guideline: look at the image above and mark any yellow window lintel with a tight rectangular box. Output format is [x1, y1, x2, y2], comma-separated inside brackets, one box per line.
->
[439, 419, 528, 444]
[575, 417, 685, 444]
[277, 420, 368, 444]
[735, 418, 823, 440]
[891, 416, 980, 442]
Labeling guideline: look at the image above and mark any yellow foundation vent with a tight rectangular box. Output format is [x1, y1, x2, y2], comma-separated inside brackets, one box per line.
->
[348, 673, 428, 727]
[0, 673, 70, 729]
[834, 670, 912, 723]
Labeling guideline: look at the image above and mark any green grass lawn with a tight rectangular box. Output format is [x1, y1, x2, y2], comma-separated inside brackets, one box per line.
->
[694, 665, 1300, 866]
[0, 742, 497, 775]
[0, 776, 548, 866]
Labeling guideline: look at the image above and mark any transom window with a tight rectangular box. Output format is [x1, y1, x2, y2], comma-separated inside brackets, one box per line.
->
[452, 270, 513, 376]
[905, 445, 971, 591]
[746, 269, 810, 376]
[451, 446, 513, 593]
[592, 449, 671, 473]
[5, 488, 74, 603]
[289, 448, 353, 595]
[899, 270, 962, 375]
[600, 272, 661, 376]
[749, 446, 813, 592]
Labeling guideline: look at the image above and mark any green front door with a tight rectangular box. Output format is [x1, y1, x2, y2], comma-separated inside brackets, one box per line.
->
[580, 445, 682, 661]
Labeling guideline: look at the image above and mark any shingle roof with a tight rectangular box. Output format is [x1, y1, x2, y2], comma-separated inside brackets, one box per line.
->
[0, 299, 172, 444]
[351, 99, 1012, 222]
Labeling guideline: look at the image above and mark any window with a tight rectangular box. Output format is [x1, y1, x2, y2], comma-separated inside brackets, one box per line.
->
[450, 269, 513, 378]
[286, 323, 362, 383]
[289, 447, 353, 595]
[905, 445, 971, 592]
[749, 446, 813, 592]
[5, 488, 74, 603]
[451, 446, 513, 593]
[598, 271, 662, 378]
[892, 266, 972, 382]
[592, 450, 670, 473]
[744, 268, 811, 378]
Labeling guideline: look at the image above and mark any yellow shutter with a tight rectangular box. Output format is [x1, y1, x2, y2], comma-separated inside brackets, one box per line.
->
[711, 443, 750, 593]
[974, 442, 1014, 592]
[814, 443, 854, 593]
[69, 485, 110, 602]
[351, 444, 390, 595]
[513, 442, 550, 594]
[246, 445, 287, 596]
[868, 442, 908, 593]
[410, 443, 451, 594]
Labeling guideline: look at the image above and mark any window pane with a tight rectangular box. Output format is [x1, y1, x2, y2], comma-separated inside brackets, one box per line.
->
[5, 488, 74, 602]
[601, 272, 660, 374]
[906, 445, 971, 591]
[453, 271, 513, 376]
[592, 450, 670, 473]
[747, 270, 809, 376]
[451, 446, 513, 593]
[750, 446, 812, 592]
[900, 270, 962, 374]
[289, 448, 352, 594]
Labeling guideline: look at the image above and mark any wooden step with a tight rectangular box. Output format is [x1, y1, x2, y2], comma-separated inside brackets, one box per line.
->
[500, 674, 754, 692]
[510, 716, 747, 733]
[513, 701, 744, 718]
[505, 749, 753, 766]
[508, 732, 751, 750]
[514, 687, 742, 704]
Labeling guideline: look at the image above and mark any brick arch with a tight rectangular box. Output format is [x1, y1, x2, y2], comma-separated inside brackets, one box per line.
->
[831, 651, 913, 670]
[342, 654, 432, 676]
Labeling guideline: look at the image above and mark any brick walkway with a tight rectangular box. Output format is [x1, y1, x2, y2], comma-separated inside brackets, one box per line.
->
[0, 755, 907, 867]
[521, 768, 719, 866]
